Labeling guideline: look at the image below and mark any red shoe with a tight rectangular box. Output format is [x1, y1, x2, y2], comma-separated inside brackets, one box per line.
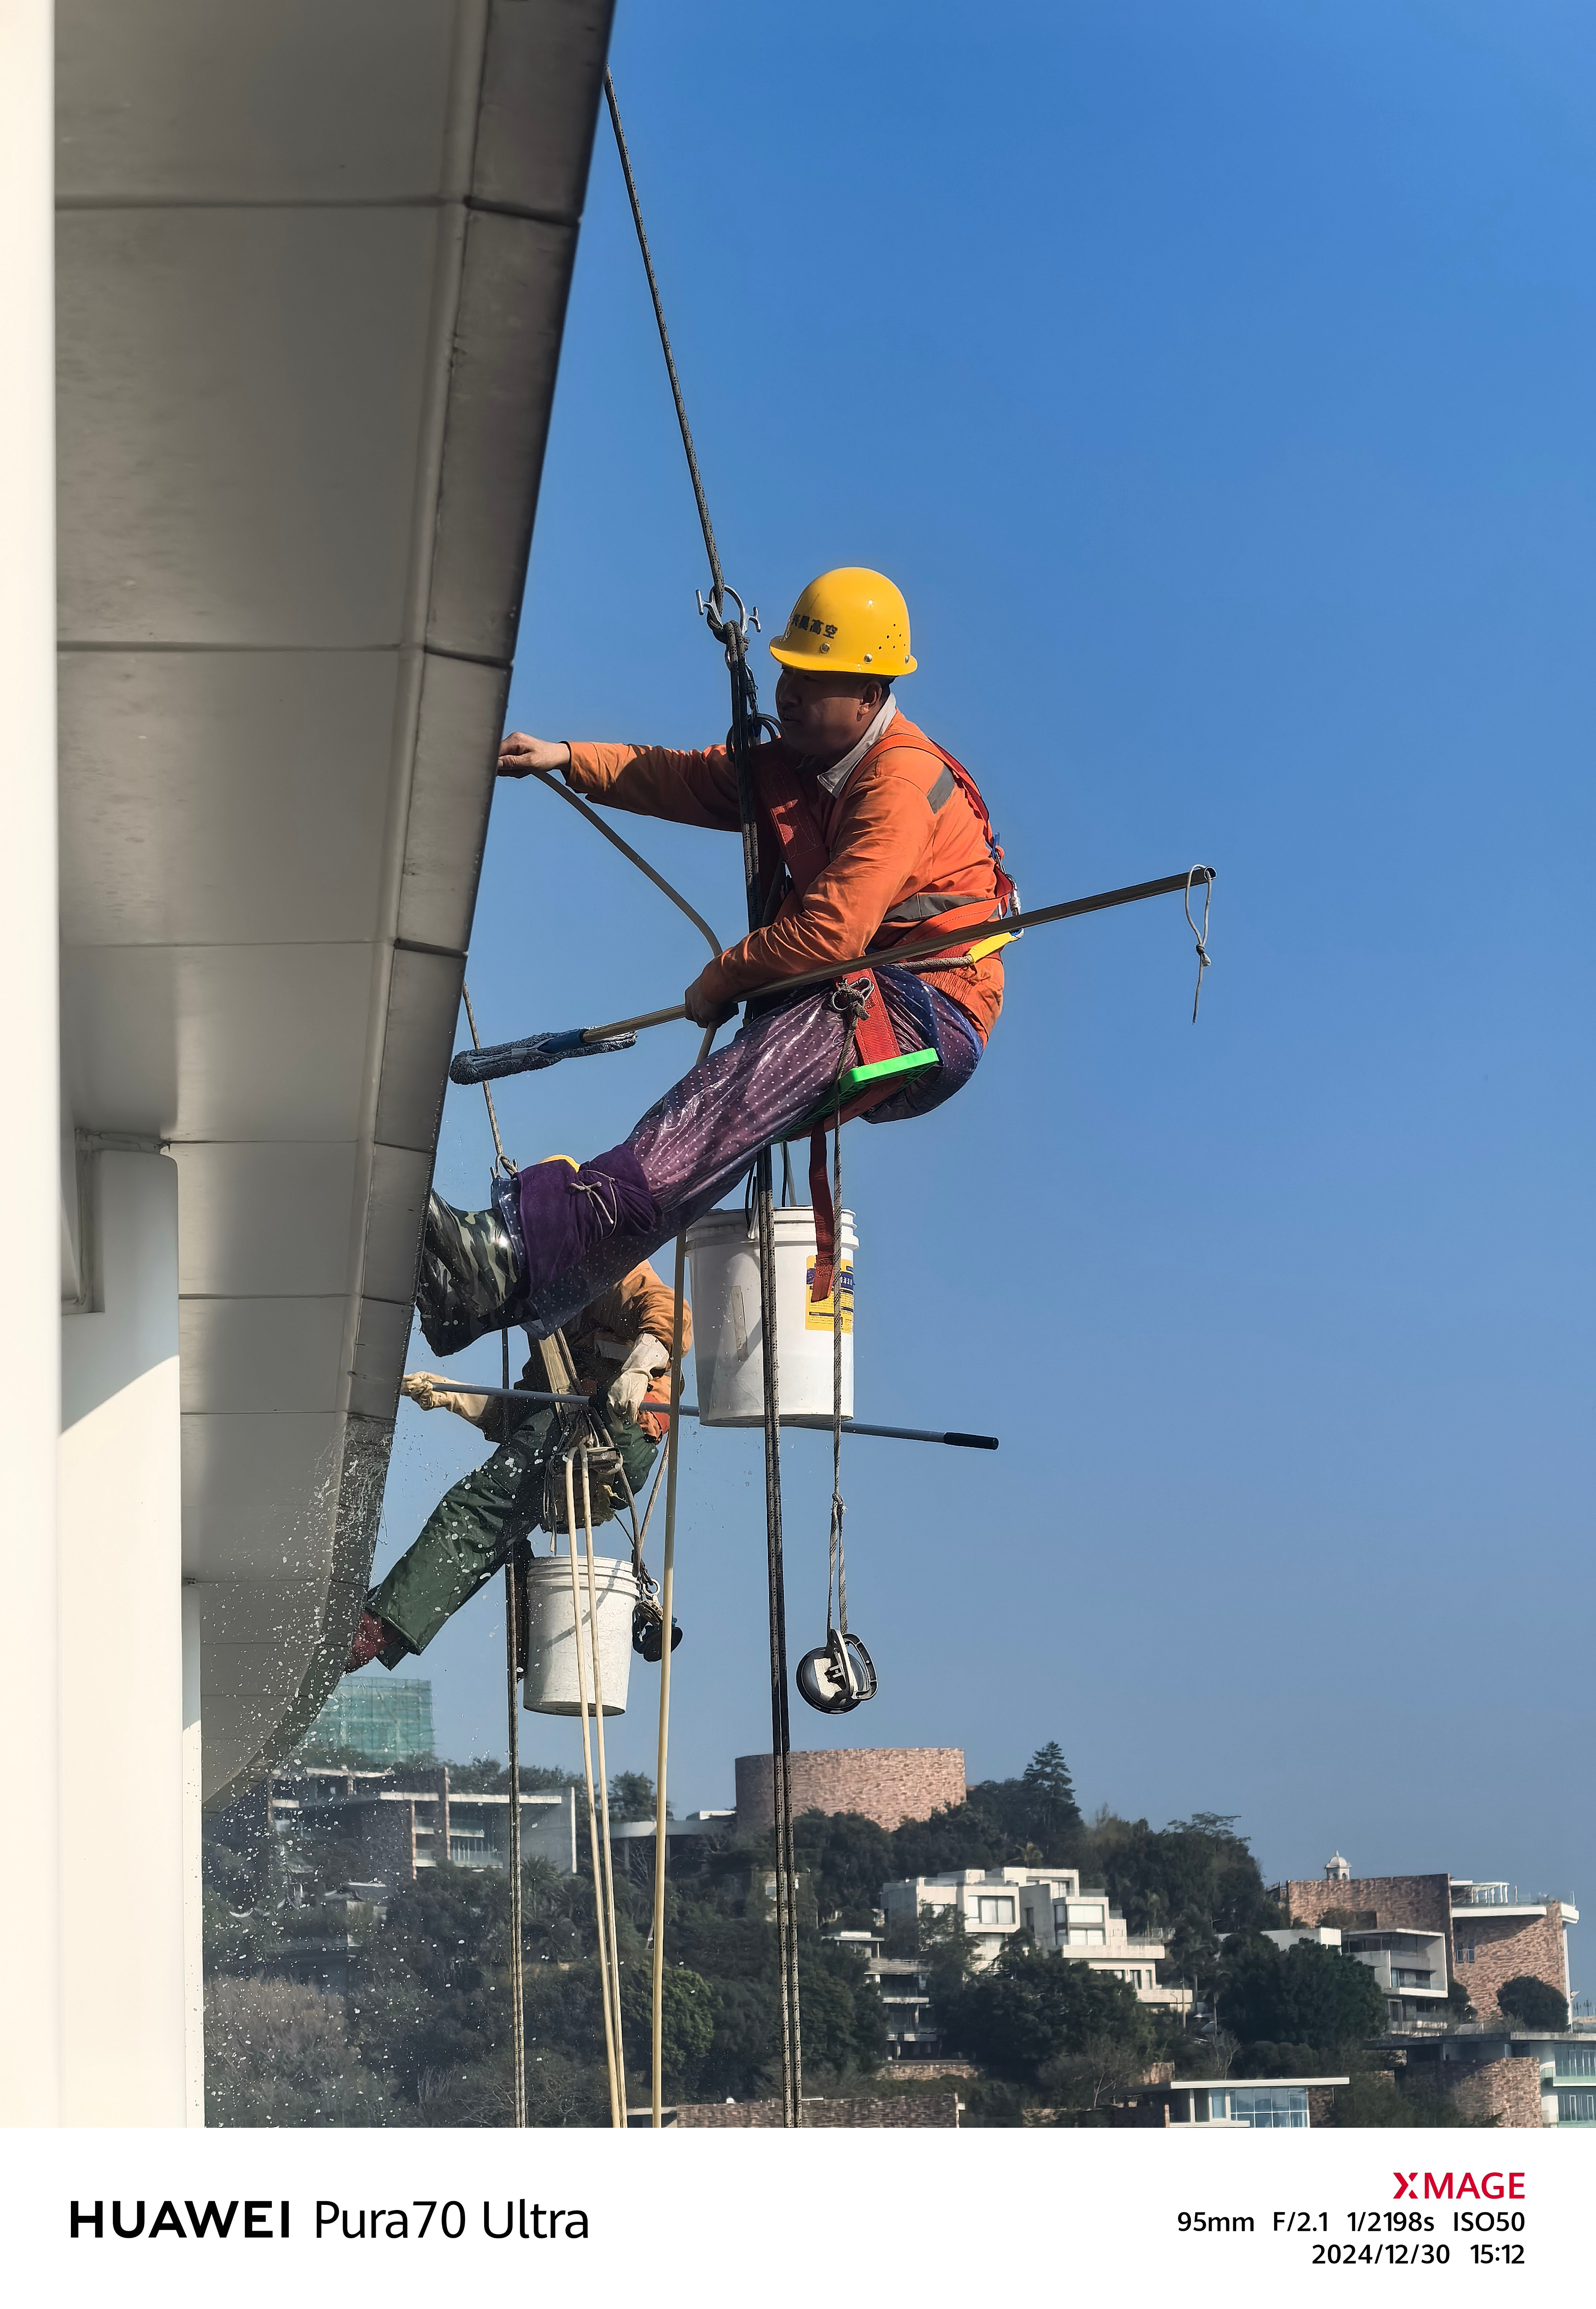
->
[345, 1608, 388, 1673]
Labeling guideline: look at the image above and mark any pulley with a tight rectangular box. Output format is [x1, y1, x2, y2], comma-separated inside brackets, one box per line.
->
[796, 1627, 877, 1715]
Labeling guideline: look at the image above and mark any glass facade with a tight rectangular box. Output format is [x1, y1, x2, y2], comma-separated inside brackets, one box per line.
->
[1210, 2087, 1310, 2129]
[303, 1677, 434, 1764]
[1556, 2090, 1596, 2124]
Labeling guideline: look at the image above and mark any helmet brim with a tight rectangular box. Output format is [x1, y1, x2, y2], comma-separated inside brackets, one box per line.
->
[769, 641, 917, 676]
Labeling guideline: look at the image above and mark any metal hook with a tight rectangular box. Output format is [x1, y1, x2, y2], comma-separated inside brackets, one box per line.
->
[696, 582, 749, 638]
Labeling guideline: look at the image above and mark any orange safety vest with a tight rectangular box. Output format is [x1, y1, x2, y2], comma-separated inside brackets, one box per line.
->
[757, 726, 1016, 962]
[756, 728, 1015, 1298]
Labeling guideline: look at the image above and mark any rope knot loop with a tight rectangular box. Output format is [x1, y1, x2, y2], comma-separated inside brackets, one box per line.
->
[828, 973, 875, 1027]
[1184, 864, 1215, 1024]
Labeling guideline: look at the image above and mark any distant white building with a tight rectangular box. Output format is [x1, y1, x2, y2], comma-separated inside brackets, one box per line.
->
[1140, 2076, 1349, 2129]
[824, 1928, 943, 2060]
[1264, 1923, 1450, 2029]
[881, 1867, 1190, 2012]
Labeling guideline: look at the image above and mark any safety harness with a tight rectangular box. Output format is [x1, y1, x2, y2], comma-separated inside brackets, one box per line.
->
[759, 730, 1016, 1302]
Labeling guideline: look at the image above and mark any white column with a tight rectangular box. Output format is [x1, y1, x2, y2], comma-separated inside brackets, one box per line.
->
[59, 1152, 187, 2124]
[0, 0, 60, 2128]
[182, 1587, 205, 2124]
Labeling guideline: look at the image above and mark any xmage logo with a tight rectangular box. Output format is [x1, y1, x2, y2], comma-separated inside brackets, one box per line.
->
[1392, 2173, 1525, 2202]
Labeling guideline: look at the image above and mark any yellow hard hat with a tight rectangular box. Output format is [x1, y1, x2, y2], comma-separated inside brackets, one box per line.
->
[768, 567, 917, 677]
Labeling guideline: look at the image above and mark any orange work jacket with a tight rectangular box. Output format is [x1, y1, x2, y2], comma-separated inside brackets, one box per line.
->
[565, 715, 1007, 1041]
[480, 1260, 690, 1443]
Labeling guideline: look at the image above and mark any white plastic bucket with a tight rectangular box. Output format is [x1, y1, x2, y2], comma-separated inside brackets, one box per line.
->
[521, 1552, 638, 1716]
[685, 1205, 856, 1428]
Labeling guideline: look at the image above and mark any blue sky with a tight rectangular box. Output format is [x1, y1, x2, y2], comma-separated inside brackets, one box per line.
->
[360, 0, 1595, 1950]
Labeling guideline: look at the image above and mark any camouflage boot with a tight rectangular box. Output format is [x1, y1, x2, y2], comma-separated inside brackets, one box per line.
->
[414, 1190, 525, 1357]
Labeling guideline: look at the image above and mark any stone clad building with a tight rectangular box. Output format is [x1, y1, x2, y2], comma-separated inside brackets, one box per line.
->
[735, 1747, 966, 1836]
[1281, 1863, 1452, 1940]
[1448, 1883, 1576, 2023]
[1273, 1854, 1577, 2025]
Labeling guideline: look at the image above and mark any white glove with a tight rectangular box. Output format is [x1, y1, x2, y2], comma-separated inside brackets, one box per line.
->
[402, 1370, 490, 1426]
[609, 1332, 671, 1426]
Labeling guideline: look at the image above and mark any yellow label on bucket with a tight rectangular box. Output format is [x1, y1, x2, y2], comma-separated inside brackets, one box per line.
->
[805, 1256, 854, 1332]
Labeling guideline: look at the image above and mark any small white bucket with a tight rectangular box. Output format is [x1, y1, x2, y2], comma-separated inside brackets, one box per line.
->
[685, 1205, 856, 1428]
[521, 1551, 638, 1717]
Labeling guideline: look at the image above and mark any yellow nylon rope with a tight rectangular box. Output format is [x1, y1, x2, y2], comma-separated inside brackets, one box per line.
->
[650, 1235, 688, 2123]
[564, 1454, 622, 2126]
[580, 1449, 628, 2116]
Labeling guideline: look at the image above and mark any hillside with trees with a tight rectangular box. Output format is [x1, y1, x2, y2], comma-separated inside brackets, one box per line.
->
[202, 1743, 1478, 2127]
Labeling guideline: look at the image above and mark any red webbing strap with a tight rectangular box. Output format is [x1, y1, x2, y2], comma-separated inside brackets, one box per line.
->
[808, 972, 898, 1305]
[758, 752, 832, 901]
[864, 728, 1015, 953]
[761, 734, 1007, 966]
[757, 753, 953, 1301]
[807, 1130, 836, 1306]
[846, 972, 900, 1069]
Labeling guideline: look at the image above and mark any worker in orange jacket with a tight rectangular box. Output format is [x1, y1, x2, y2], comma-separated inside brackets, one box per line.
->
[416, 569, 1014, 1355]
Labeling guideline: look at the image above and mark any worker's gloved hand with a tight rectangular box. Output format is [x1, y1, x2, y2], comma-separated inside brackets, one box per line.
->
[402, 1371, 490, 1426]
[498, 731, 573, 779]
[684, 969, 739, 1030]
[345, 1608, 388, 1674]
[609, 1331, 671, 1426]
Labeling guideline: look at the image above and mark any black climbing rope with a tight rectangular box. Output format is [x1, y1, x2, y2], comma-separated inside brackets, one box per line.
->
[604, 68, 803, 2127]
[795, 1066, 876, 1718]
[462, 983, 528, 2126]
[602, 72, 723, 601]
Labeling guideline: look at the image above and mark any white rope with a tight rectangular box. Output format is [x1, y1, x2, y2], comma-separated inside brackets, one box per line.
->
[503, 1547, 526, 2126]
[462, 982, 517, 1175]
[647, 1021, 717, 2125]
[1185, 865, 1213, 1024]
[650, 1234, 689, 2124]
[580, 1447, 628, 2115]
[564, 1452, 622, 2127]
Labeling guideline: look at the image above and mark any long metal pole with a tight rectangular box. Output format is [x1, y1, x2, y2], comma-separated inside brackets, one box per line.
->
[574, 867, 1216, 1042]
[448, 868, 1218, 1084]
[419, 1379, 997, 1451]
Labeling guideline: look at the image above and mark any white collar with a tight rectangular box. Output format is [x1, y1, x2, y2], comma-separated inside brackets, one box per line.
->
[814, 693, 899, 796]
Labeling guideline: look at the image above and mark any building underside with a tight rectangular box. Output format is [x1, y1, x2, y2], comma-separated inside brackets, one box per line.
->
[3, 0, 613, 2124]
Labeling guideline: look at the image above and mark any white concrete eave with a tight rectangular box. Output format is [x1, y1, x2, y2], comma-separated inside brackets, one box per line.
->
[1451, 1905, 1566, 1922]
[56, 0, 614, 1803]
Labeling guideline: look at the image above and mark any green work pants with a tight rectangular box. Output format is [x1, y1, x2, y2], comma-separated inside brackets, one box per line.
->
[370, 1393, 658, 1658]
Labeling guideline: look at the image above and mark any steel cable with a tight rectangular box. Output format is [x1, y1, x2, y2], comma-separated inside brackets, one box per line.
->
[526, 765, 724, 960]
[603, 71, 723, 604]
[604, 68, 803, 2126]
